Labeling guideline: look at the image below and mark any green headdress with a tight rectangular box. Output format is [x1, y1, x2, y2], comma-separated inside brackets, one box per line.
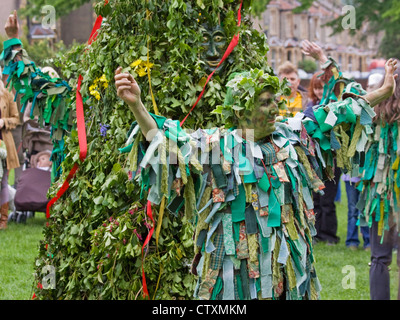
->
[212, 68, 291, 127]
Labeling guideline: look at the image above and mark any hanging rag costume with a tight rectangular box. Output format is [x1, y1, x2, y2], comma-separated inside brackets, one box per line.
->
[0, 38, 74, 181]
[356, 121, 400, 235]
[121, 58, 377, 300]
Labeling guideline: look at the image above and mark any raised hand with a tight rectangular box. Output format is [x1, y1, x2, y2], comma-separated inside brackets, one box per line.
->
[5, 10, 20, 39]
[383, 58, 398, 95]
[114, 67, 157, 140]
[115, 67, 142, 108]
[301, 40, 328, 64]
[365, 58, 398, 107]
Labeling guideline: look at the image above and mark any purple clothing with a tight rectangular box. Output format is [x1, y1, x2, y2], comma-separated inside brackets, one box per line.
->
[341, 174, 360, 183]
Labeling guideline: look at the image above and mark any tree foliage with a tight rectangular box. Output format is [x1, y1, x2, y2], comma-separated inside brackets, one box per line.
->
[321, 0, 400, 58]
[21, 0, 92, 18]
[32, 0, 277, 300]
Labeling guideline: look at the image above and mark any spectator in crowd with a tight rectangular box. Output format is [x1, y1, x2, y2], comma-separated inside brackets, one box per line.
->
[306, 71, 324, 108]
[277, 61, 308, 117]
[0, 67, 21, 230]
[35, 150, 52, 171]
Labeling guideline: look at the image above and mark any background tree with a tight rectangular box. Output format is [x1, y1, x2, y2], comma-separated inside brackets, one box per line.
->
[21, 0, 92, 18]
[298, 59, 317, 74]
[320, 0, 400, 59]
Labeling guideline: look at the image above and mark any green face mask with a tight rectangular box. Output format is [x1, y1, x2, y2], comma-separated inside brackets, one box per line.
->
[212, 69, 291, 129]
[200, 24, 227, 75]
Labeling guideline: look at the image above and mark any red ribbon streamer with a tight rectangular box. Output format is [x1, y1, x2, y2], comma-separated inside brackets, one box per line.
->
[45, 17, 103, 219]
[141, 200, 155, 299]
[88, 15, 104, 45]
[180, 1, 243, 127]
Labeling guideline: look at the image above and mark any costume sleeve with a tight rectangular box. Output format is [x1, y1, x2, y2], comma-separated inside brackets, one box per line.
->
[318, 57, 367, 105]
[302, 57, 374, 176]
[120, 113, 203, 208]
[3, 91, 20, 130]
[302, 94, 375, 177]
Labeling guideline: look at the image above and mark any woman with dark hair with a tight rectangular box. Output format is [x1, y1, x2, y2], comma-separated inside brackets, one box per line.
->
[362, 62, 400, 300]
[307, 71, 324, 108]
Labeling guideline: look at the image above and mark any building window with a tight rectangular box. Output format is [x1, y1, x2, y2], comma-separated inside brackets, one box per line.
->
[348, 56, 352, 72]
[287, 50, 292, 62]
[270, 10, 278, 36]
[271, 49, 276, 71]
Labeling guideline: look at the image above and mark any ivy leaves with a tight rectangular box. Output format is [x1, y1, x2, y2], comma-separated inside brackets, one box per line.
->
[212, 68, 291, 127]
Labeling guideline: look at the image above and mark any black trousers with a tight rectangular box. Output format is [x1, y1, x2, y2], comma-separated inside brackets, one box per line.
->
[313, 165, 341, 244]
[369, 219, 400, 300]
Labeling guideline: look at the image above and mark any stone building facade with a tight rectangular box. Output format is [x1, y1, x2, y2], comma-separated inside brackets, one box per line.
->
[252, 0, 383, 76]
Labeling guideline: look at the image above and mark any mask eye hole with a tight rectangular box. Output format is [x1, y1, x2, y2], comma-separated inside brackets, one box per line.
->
[214, 35, 223, 42]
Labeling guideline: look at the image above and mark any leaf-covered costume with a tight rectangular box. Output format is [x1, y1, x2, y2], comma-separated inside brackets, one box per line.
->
[1, 38, 74, 181]
[122, 68, 376, 299]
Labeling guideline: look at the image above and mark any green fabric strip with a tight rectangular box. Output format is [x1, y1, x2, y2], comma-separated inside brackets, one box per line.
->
[222, 214, 235, 255]
[231, 184, 246, 222]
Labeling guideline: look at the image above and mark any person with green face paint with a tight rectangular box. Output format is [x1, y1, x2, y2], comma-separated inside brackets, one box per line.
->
[115, 47, 397, 299]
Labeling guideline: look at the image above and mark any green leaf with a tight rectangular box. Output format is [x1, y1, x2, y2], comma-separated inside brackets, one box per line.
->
[93, 196, 104, 205]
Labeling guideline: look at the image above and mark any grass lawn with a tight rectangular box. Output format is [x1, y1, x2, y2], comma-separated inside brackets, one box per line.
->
[0, 212, 46, 300]
[0, 178, 398, 300]
[314, 182, 399, 300]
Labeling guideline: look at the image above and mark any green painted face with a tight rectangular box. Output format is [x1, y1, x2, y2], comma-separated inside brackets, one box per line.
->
[200, 24, 227, 75]
[239, 91, 279, 141]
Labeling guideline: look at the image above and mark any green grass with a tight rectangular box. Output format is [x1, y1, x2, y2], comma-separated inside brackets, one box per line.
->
[314, 181, 399, 300]
[0, 180, 398, 300]
[0, 212, 46, 300]
[0, 169, 46, 300]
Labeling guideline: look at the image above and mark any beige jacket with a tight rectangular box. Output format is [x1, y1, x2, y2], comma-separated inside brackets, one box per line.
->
[0, 90, 21, 170]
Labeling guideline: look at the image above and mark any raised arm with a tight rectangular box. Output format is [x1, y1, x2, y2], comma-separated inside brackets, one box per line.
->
[5, 10, 19, 40]
[301, 40, 328, 65]
[363, 58, 398, 107]
[302, 40, 398, 107]
[2, 11, 22, 83]
[114, 67, 157, 141]
[301, 40, 337, 86]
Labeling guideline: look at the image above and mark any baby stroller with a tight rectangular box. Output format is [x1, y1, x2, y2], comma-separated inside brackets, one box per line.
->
[8, 119, 53, 223]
